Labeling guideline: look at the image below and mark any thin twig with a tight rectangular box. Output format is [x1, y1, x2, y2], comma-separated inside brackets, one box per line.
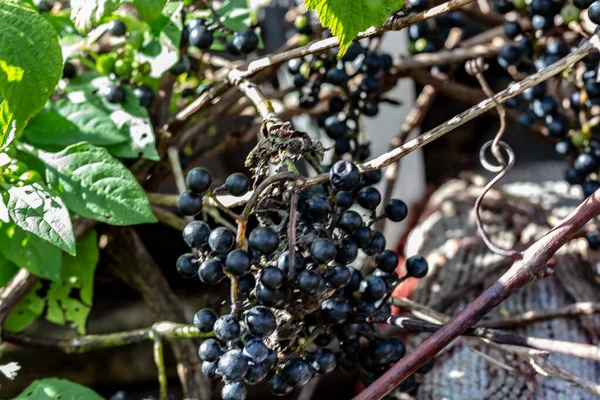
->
[153, 337, 168, 400]
[168, 147, 187, 195]
[479, 302, 600, 329]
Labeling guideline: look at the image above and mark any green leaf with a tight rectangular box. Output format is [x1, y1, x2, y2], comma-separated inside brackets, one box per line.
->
[134, 0, 168, 22]
[12, 378, 104, 400]
[24, 107, 128, 149]
[0, 0, 63, 148]
[6, 182, 76, 255]
[0, 252, 18, 287]
[70, 0, 122, 32]
[22, 142, 156, 225]
[47, 230, 98, 334]
[65, 73, 159, 160]
[139, 1, 183, 79]
[4, 281, 44, 332]
[304, 0, 403, 56]
[0, 223, 62, 281]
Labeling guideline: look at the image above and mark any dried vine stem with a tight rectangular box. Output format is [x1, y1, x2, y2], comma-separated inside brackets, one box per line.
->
[354, 186, 600, 400]
[479, 302, 600, 329]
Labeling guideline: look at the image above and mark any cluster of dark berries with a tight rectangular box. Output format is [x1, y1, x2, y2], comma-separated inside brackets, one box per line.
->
[175, 159, 429, 399]
[491, 0, 600, 197]
[285, 26, 394, 161]
[181, 15, 259, 56]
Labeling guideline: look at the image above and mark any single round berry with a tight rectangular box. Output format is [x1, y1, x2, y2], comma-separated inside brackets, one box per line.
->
[340, 338, 361, 354]
[244, 361, 269, 385]
[589, 1, 600, 24]
[105, 85, 126, 104]
[198, 338, 222, 362]
[225, 249, 251, 276]
[201, 360, 218, 378]
[336, 238, 359, 264]
[232, 29, 259, 54]
[357, 187, 382, 210]
[132, 85, 154, 107]
[110, 391, 130, 400]
[189, 25, 214, 49]
[226, 173, 250, 196]
[193, 308, 217, 333]
[108, 19, 127, 36]
[243, 338, 269, 363]
[385, 199, 408, 222]
[176, 253, 197, 278]
[330, 160, 361, 191]
[336, 191, 354, 209]
[359, 275, 387, 302]
[375, 250, 399, 273]
[186, 167, 212, 193]
[198, 258, 225, 285]
[337, 210, 363, 234]
[244, 306, 277, 337]
[249, 226, 280, 255]
[406, 255, 429, 278]
[261, 266, 286, 290]
[218, 348, 249, 381]
[418, 358, 435, 374]
[178, 191, 203, 216]
[309, 348, 337, 374]
[282, 358, 314, 388]
[320, 296, 352, 324]
[352, 226, 372, 248]
[214, 314, 241, 341]
[587, 230, 600, 250]
[296, 270, 321, 294]
[307, 194, 332, 220]
[268, 374, 293, 396]
[183, 220, 211, 248]
[221, 382, 247, 400]
[325, 264, 351, 288]
[237, 273, 256, 296]
[63, 61, 77, 79]
[311, 239, 337, 264]
[256, 283, 289, 308]
[574, 153, 598, 175]
[208, 227, 235, 253]
[277, 251, 305, 277]
[364, 231, 386, 256]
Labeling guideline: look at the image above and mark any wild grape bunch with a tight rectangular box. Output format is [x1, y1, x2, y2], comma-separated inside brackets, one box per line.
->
[175, 159, 430, 399]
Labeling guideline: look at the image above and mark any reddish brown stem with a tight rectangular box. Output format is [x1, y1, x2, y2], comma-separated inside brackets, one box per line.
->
[354, 188, 600, 400]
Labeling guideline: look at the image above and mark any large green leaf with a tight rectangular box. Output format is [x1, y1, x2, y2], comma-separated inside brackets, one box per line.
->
[0, 0, 63, 148]
[47, 230, 98, 334]
[0, 252, 18, 287]
[134, 0, 168, 22]
[304, 0, 403, 56]
[24, 107, 128, 149]
[6, 182, 76, 255]
[0, 223, 62, 282]
[139, 1, 183, 79]
[70, 0, 122, 32]
[66, 73, 159, 160]
[4, 281, 44, 332]
[12, 378, 104, 400]
[22, 142, 157, 225]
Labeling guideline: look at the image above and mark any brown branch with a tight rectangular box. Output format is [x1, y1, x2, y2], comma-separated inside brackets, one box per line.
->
[354, 186, 600, 400]
[0, 270, 38, 328]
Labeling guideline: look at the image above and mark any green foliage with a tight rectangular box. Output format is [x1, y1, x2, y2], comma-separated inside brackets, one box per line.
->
[65, 73, 159, 161]
[0, 223, 62, 282]
[134, 0, 168, 23]
[4, 281, 44, 332]
[22, 142, 157, 225]
[304, 0, 404, 56]
[5, 182, 76, 255]
[47, 230, 99, 334]
[139, 1, 184, 78]
[12, 378, 104, 400]
[0, 252, 18, 286]
[70, 0, 122, 32]
[0, 0, 63, 149]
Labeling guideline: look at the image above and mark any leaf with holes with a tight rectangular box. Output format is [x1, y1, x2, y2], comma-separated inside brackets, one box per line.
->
[22, 142, 156, 225]
[0, 223, 62, 282]
[304, 0, 403, 57]
[6, 182, 76, 255]
[0, 0, 63, 148]
[70, 0, 122, 32]
[13, 378, 104, 400]
[46, 230, 98, 334]
[3, 281, 44, 332]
